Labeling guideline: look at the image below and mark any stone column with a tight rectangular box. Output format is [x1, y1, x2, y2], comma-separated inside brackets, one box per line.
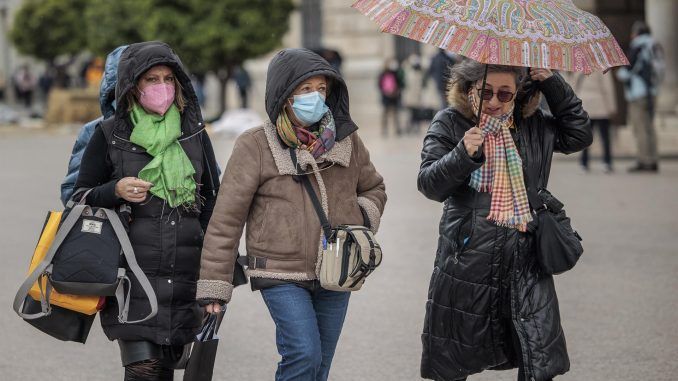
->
[646, 0, 678, 114]
[322, 0, 395, 124]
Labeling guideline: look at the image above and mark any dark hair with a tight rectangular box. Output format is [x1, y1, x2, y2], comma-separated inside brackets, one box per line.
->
[631, 20, 651, 37]
[126, 68, 186, 113]
[449, 60, 526, 94]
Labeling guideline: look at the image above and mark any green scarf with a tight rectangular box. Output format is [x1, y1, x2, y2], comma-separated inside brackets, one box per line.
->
[130, 104, 196, 208]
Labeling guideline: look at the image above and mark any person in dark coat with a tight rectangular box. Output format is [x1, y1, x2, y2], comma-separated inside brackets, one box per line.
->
[61, 45, 127, 205]
[418, 60, 591, 381]
[74, 41, 221, 380]
[425, 49, 459, 109]
[378, 58, 405, 136]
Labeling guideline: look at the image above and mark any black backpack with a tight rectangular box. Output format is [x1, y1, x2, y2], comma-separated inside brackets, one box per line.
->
[14, 193, 157, 324]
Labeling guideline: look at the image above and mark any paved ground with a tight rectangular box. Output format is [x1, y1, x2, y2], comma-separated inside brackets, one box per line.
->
[0, 128, 676, 380]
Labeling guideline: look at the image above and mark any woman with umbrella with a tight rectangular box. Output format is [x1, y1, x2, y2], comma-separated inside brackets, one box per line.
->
[417, 60, 591, 380]
[351, 2, 628, 379]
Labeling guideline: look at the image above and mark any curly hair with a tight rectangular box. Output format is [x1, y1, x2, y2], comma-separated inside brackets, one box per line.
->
[448, 60, 527, 95]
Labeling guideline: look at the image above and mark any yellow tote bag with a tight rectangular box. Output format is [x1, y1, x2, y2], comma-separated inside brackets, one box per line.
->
[27, 211, 103, 315]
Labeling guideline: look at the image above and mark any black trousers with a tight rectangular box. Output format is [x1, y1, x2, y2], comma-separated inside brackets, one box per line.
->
[580, 118, 612, 168]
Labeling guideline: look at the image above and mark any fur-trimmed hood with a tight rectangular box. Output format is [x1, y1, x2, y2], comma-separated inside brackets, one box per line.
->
[446, 80, 543, 121]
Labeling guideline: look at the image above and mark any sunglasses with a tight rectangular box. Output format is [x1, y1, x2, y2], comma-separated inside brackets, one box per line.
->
[476, 88, 515, 103]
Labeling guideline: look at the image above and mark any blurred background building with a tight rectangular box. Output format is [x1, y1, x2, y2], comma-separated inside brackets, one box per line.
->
[0, 0, 676, 131]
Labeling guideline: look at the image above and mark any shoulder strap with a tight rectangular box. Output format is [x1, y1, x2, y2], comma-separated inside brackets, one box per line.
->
[289, 149, 333, 240]
[103, 208, 158, 324]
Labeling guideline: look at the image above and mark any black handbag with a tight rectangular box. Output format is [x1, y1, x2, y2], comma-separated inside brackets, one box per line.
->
[527, 188, 583, 275]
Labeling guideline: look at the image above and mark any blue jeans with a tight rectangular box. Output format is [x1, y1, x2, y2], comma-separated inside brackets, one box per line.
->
[261, 284, 351, 381]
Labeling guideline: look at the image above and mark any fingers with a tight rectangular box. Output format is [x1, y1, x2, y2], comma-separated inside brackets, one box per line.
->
[126, 193, 147, 202]
[464, 127, 484, 145]
[205, 303, 222, 314]
[529, 68, 553, 81]
[128, 178, 153, 192]
[114, 178, 148, 203]
[463, 127, 484, 156]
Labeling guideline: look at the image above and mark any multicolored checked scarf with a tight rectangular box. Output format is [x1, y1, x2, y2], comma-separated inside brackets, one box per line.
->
[468, 89, 532, 231]
[276, 105, 336, 158]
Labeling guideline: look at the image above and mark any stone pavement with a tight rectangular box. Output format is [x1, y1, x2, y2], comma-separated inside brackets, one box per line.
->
[0, 129, 676, 380]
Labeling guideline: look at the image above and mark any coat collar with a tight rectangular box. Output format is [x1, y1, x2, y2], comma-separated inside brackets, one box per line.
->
[446, 81, 542, 121]
[263, 120, 352, 176]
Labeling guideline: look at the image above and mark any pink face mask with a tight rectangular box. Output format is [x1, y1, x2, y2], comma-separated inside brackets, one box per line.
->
[138, 83, 175, 115]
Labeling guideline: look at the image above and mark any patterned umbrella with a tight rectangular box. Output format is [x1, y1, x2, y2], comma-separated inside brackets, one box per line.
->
[352, 0, 628, 74]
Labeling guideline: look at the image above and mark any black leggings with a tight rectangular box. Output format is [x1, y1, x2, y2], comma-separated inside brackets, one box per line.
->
[124, 359, 173, 381]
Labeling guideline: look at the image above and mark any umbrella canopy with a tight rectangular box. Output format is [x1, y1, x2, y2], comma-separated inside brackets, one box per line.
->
[352, 0, 628, 73]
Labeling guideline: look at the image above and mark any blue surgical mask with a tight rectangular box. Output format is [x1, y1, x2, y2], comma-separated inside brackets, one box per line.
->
[291, 91, 329, 126]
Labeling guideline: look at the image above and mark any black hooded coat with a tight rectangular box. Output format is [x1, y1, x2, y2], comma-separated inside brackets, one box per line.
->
[418, 73, 592, 381]
[75, 41, 220, 346]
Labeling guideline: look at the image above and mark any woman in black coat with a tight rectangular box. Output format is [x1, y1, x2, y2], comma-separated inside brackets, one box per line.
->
[418, 60, 591, 381]
[75, 41, 220, 380]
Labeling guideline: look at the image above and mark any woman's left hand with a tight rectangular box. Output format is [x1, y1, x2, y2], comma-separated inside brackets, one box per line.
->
[530, 68, 553, 82]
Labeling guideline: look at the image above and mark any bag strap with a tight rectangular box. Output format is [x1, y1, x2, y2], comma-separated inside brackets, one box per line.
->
[290, 149, 333, 240]
[13, 205, 89, 319]
[347, 226, 381, 268]
[102, 208, 158, 324]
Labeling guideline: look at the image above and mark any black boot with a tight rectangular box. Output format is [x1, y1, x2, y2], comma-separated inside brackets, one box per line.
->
[628, 163, 659, 173]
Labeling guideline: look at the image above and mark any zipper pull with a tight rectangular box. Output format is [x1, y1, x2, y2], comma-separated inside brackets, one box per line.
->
[322, 236, 328, 250]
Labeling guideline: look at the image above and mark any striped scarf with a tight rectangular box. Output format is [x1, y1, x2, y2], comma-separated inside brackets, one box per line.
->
[468, 90, 532, 231]
[276, 105, 336, 159]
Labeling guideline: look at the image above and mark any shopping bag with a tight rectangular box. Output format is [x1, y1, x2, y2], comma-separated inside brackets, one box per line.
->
[20, 295, 95, 343]
[183, 311, 223, 381]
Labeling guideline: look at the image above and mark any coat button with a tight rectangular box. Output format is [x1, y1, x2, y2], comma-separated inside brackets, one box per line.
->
[165, 338, 170, 343]
[132, 147, 136, 151]
[112, 140, 116, 145]
[170, 221, 176, 226]
[168, 279, 172, 284]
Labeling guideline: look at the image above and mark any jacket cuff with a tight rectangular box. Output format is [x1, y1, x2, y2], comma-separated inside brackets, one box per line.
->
[196, 280, 234, 304]
[357, 196, 382, 234]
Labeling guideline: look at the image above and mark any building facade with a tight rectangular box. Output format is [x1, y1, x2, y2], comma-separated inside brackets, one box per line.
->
[1, 0, 676, 123]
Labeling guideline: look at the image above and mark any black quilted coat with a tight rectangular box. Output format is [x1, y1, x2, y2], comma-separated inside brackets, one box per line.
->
[75, 41, 219, 346]
[418, 73, 591, 381]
